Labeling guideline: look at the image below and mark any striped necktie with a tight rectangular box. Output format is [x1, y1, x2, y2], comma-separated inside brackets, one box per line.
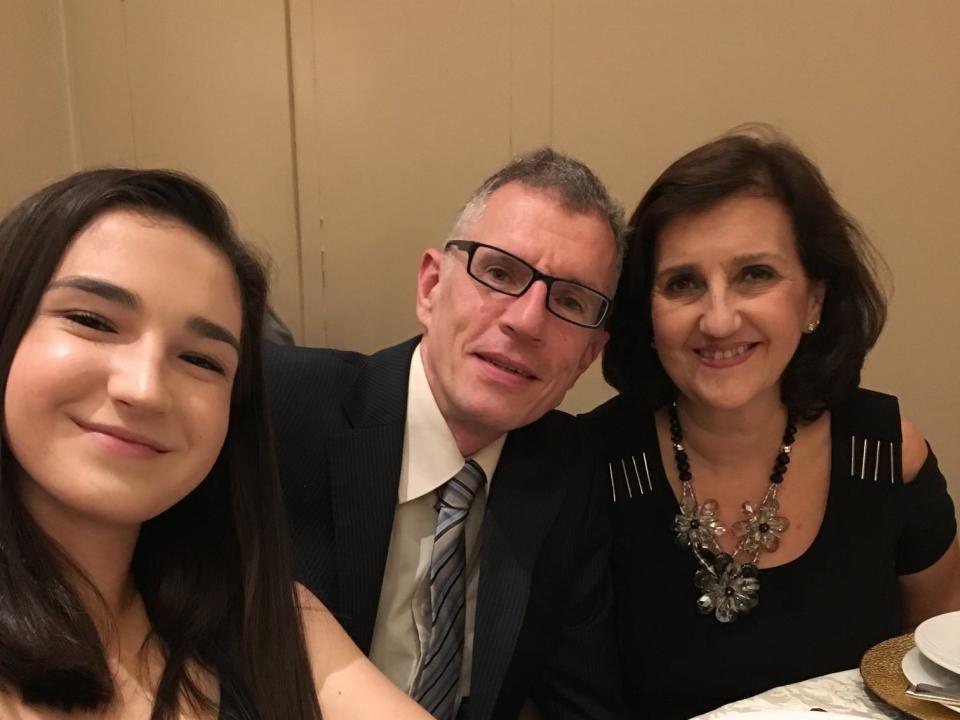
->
[412, 458, 486, 720]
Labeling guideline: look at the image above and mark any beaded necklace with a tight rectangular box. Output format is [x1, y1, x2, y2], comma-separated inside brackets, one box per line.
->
[669, 401, 798, 623]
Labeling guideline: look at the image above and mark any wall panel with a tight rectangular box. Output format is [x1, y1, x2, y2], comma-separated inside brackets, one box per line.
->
[300, 1, 515, 348]
[61, 0, 303, 336]
[0, 0, 74, 213]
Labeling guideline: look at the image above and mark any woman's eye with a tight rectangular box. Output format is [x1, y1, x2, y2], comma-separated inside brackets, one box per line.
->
[65, 311, 116, 333]
[741, 265, 777, 282]
[663, 274, 701, 295]
[182, 354, 226, 375]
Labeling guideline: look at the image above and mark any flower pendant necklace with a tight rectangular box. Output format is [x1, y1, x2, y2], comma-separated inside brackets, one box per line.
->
[669, 401, 797, 623]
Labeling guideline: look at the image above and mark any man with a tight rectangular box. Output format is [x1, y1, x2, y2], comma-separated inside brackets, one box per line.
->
[265, 148, 629, 719]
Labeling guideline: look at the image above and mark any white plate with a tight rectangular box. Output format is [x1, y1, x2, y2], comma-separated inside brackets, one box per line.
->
[902, 645, 960, 714]
[916, 611, 960, 675]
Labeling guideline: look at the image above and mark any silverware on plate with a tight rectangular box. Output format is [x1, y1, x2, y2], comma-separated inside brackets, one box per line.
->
[906, 682, 960, 705]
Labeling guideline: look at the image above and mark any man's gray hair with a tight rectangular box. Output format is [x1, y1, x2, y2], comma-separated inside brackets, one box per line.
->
[449, 147, 626, 278]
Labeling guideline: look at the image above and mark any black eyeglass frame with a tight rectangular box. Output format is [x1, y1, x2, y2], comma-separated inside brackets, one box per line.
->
[444, 239, 613, 328]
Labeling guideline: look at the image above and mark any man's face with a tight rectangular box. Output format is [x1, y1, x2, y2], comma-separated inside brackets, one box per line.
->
[416, 182, 616, 454]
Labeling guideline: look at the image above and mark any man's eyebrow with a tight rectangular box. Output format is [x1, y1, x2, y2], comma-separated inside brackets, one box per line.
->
[187, 316, 240, 352]
[47, 276, 140, 308]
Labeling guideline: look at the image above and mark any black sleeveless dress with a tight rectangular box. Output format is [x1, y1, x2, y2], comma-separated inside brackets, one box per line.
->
[582, 388, 956, 719]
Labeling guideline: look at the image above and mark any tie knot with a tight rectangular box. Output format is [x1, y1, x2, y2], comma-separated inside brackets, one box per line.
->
[437, 459, 485, 511]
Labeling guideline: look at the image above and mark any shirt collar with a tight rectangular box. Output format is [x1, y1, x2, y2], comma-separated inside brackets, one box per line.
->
[398, 344, 505, 503]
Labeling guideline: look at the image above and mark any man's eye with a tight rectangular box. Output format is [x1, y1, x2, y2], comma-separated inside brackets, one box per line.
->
[554, 293, 587, 313]
[182, 353, 226, 375]
[479, 264, 520, 286]
[64, 311, 116, 333]
[560, 297, 585, 312]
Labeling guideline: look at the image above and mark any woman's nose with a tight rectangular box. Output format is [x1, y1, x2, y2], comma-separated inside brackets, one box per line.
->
[698, 288, 742, 338]
[107, 342, 172, 413]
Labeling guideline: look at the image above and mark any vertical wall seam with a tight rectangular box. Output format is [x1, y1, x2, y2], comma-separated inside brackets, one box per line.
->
[548, 0, 554, 145]
[283, 0, 307, 340]
[56, 0, 79, 169]
[119, 0, 138, 165]
[508, 0, 515, 157]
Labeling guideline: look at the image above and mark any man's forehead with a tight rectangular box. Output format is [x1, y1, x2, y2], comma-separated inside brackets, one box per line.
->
[466, 184, 615, 287]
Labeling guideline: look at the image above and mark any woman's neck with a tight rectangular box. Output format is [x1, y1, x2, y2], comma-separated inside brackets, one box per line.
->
[673, 393, 789, 473]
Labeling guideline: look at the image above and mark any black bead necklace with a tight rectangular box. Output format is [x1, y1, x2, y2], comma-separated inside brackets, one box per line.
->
[669, 401, 798, 623]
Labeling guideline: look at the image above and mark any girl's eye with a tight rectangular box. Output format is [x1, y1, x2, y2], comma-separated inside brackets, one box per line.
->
[65, 311, 116, 333]
[182, 354, 226, 375]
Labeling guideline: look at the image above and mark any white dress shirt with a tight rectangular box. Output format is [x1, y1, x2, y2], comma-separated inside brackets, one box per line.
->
[369, 344, 505, 711]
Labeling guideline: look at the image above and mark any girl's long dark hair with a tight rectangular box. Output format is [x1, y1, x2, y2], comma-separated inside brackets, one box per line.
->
[0, 169, 321, 720]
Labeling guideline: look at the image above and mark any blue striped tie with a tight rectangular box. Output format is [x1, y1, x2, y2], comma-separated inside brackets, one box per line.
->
[412, 459, 485, 720]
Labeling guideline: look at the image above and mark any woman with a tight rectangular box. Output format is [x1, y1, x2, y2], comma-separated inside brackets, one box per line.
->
[584, 127, 960, 718]
[0, 169, 433, 719]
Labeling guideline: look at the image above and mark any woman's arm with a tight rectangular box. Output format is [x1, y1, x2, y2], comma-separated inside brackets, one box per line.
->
[900, 540, 960, 628]
[295, 584, 434, 720]
[898, 416, 960, 628]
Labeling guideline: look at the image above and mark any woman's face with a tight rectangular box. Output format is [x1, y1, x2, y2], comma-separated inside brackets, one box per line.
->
[650, 195, 824, 414]
[4, 209, 243, 529]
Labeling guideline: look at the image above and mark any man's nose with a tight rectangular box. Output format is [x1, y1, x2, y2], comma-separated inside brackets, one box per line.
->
[498, 279, 550, 340]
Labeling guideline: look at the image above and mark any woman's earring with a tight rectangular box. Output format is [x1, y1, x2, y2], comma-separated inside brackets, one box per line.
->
[805, 319, 820, 333]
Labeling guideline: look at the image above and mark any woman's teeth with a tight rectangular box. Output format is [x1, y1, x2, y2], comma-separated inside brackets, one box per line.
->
[699, 344, 752, 360]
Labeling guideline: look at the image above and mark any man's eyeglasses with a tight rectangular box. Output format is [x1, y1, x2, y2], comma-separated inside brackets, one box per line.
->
[444, 239, 612, 328]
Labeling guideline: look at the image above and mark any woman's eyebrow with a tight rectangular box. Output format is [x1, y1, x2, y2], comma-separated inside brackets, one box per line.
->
[732, 252, 780, 264]
[186, 316, 240, 353]
[47, 275, 140, 308]
[654, 262, 697, 280]
[47, 275, 240, 352]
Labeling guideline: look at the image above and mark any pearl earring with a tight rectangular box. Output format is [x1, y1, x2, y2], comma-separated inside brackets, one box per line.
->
[805, 319, 820, 333]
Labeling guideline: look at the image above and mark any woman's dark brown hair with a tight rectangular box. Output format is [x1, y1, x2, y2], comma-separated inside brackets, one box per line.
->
[603, 126, 888, 419]
[0, 169, 321, 720]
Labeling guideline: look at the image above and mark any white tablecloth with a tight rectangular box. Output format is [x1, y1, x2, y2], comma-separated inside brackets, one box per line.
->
[692, 668, 909, 719]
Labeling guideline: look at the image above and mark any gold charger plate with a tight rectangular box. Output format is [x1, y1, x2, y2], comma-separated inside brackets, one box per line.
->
[861, 633, 958, 720]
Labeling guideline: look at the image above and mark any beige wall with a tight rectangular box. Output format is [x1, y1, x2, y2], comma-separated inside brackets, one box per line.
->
[65, 0, 304, 338]
[0, 0, 74, 213]
[4, 1, 959, 494]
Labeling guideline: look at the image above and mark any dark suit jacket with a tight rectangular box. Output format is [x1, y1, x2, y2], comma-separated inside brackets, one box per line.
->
[264, 338, 628, 720]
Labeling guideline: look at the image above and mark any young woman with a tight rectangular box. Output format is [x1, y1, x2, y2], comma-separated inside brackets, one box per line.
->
[585, 127, 960, 718]
[0, 169, 433, 720]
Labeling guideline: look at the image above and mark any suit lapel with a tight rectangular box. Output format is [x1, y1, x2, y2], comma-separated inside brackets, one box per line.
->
[471, 421, 568, 718]
[327, 339, 418, 652]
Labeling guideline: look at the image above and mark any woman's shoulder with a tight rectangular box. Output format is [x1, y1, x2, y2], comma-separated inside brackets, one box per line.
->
[829, 387, 901, 436]
[829, 387, 931, 484]
[579, 393, 659, 445]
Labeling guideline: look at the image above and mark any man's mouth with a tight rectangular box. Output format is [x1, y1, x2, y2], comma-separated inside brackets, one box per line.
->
[475, 353, 537, 379]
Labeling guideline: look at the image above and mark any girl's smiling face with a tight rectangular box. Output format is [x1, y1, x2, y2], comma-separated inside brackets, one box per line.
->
[4, 209, 243, 530]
